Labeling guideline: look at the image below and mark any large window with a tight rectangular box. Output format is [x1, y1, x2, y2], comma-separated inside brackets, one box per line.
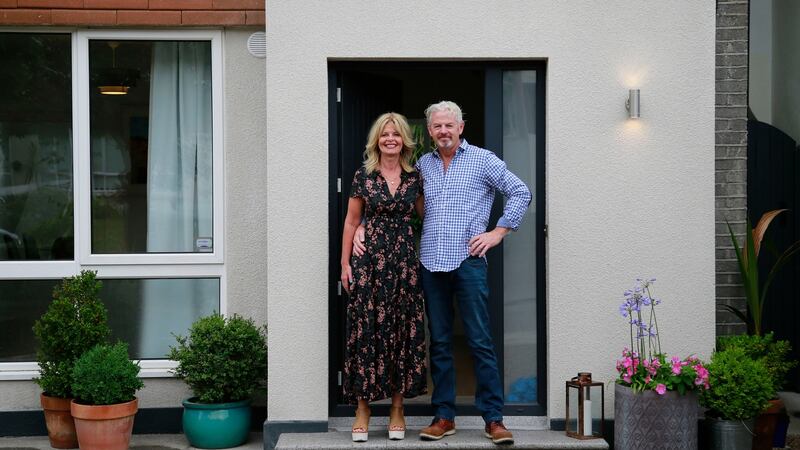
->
[0, 30, 224, 379]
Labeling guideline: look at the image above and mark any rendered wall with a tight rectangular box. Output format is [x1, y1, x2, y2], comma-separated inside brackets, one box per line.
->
[266, 1, 716, 421]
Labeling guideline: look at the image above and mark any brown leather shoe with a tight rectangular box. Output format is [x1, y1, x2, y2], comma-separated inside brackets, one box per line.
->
[484, 421, 514, 445]
[419, 417, 456, 440]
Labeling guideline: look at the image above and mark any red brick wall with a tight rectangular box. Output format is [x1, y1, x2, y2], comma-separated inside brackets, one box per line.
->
[0, 0, 264, 26]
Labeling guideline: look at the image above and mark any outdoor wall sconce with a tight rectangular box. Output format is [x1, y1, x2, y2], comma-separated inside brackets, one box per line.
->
[565, 372, 604, 440]
[626, 89, 640, 119]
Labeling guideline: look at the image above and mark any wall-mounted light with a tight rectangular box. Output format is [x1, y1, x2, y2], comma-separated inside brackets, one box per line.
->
[626, 89, 640, 119]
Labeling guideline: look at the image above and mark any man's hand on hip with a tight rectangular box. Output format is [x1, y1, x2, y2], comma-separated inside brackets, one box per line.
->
[468, 227, 510, 257]
[352, 224, 366, 256]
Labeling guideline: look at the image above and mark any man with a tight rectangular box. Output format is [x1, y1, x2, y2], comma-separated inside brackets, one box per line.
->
[354, 101, 531, 445]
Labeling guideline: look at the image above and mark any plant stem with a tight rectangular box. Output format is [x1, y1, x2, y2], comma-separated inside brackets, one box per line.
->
[646, 285, 661, 354]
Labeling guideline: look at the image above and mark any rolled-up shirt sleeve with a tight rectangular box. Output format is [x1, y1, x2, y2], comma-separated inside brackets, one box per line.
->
[484, 153, 532, 231]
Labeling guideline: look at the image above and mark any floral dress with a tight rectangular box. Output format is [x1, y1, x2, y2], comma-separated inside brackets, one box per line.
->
[343, 166, 427, 404]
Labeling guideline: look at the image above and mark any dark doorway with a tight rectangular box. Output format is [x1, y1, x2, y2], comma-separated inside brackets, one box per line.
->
[328, 61, 546, 417]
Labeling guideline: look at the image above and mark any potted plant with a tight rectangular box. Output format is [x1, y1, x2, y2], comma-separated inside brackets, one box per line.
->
[70, 342, 144, 450]
[700, 347, 774, 450]
[717, 333, 797, 449]
[168, 313, 267, 449]
[613, 278, 710, 450]
[32, 270, 110, 449]
[724, 209, 800, 336]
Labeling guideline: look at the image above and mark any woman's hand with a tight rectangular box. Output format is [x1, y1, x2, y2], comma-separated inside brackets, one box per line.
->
[341, 264, 355, 295]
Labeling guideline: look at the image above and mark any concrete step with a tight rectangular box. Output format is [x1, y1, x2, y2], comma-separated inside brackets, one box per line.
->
[276, 430, 608, 449]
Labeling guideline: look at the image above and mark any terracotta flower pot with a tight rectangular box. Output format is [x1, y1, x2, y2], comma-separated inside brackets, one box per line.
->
[751, 398, 785, 450]
[70, 398, 138, 450]
[40, 393, 78, 449]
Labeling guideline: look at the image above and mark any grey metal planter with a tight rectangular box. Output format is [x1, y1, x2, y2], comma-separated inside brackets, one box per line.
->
[706, 417, 755, 450]
[614, 383, 700, 450]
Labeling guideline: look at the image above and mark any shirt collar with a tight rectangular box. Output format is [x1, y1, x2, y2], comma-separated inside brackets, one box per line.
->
[433, 139, 468, 159]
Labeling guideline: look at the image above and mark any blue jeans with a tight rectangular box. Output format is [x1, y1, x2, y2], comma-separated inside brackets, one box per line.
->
[421, 256, 504, 424]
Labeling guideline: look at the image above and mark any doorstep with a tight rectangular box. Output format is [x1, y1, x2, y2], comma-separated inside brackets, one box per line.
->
[276, 430, 609, 449]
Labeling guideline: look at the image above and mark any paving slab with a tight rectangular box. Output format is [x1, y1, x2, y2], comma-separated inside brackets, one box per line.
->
[0, 433, 263, 450]
[276, 430, 608, 449]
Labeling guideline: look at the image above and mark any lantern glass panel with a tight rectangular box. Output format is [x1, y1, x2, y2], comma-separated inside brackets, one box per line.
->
[567, 384, 579, 434]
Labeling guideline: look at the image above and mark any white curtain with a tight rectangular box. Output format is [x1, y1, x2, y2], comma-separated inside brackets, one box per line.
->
[140, 42, 215, 357]
[146, 41, 213, 251]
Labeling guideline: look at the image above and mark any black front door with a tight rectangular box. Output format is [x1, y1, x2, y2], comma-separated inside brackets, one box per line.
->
[328, 61, 546, 418]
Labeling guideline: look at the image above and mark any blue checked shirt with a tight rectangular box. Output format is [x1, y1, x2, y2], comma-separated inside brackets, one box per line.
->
[416, 139, 532, 272]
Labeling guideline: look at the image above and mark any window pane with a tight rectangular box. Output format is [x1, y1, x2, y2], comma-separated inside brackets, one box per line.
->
[0, 279, 55, 361]
[0, 277, 219, 362]
[0, 33, 73, 261]
[103, 278, 219, 359]
[502, 70, 538, 404]
[89, 40, 213, 254]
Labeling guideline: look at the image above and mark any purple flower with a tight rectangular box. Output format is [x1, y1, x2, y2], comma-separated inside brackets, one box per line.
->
[655, 384, 667, 395]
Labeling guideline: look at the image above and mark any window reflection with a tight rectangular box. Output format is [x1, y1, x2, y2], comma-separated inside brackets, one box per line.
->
[0, 33, 73, 260]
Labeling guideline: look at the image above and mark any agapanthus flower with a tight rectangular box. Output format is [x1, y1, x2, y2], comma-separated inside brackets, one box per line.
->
[615, 278, 707, 395]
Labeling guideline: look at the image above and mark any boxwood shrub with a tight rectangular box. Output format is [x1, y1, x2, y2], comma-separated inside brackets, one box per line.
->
[32, 270, 110, 398]
[71, 342, 143, 405]
[169, 313, 267, 403]
[700, 347, 774, 420]
[717, 332, 797, 392]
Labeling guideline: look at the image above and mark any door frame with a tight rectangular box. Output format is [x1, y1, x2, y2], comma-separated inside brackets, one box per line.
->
[328, 60, 547, 418]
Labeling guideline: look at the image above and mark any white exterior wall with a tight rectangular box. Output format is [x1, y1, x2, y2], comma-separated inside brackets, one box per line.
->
[0, 27, 265, 411]
[266, 0, 716, 422]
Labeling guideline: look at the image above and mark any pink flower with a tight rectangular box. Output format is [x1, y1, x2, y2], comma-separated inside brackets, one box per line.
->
[644, 375, 652, 384]
[693, 364, 709, 388]
[623, 374, 632, 383]
[671, 356, 683, 375]
[623, 357, 633, 368]
[655, 384, 667, 395]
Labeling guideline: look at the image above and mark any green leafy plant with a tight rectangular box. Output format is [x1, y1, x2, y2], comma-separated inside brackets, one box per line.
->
[717, 332, 797, 393]
[71, 342, 143, 405]
[725, 209, 800, 336]
[169, 313, 267, 404]
[699, 347, 774, 420]
[32, 270, 110, 398]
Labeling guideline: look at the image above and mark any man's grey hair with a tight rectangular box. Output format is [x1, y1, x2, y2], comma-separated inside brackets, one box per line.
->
[425, 100, 464, 125]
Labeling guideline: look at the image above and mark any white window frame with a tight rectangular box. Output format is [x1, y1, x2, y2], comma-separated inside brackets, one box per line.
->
[78, 29, 225, 265]
[0, 29, 227, 380]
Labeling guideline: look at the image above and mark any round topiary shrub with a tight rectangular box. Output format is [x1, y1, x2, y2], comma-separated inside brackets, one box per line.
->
[169, 313, 267, 403]
[32, 270, 110, 398]
[700, 347, 775, 421]
[71, 342, 144, 405]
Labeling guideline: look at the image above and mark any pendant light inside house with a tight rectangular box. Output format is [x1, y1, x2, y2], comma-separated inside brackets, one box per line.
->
[97, 42, 137, 96]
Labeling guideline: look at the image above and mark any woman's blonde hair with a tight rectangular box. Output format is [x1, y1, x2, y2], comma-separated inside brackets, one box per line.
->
[363, 112, 416, 174]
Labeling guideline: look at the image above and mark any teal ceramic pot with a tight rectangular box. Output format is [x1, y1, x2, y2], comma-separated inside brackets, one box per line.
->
[182, 398, 251, 449]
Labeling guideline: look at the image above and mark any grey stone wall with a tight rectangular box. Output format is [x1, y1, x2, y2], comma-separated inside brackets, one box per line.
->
[715, 0, 749, 336]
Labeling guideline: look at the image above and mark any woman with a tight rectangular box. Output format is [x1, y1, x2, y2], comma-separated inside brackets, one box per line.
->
[340, 112, 427, 442]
